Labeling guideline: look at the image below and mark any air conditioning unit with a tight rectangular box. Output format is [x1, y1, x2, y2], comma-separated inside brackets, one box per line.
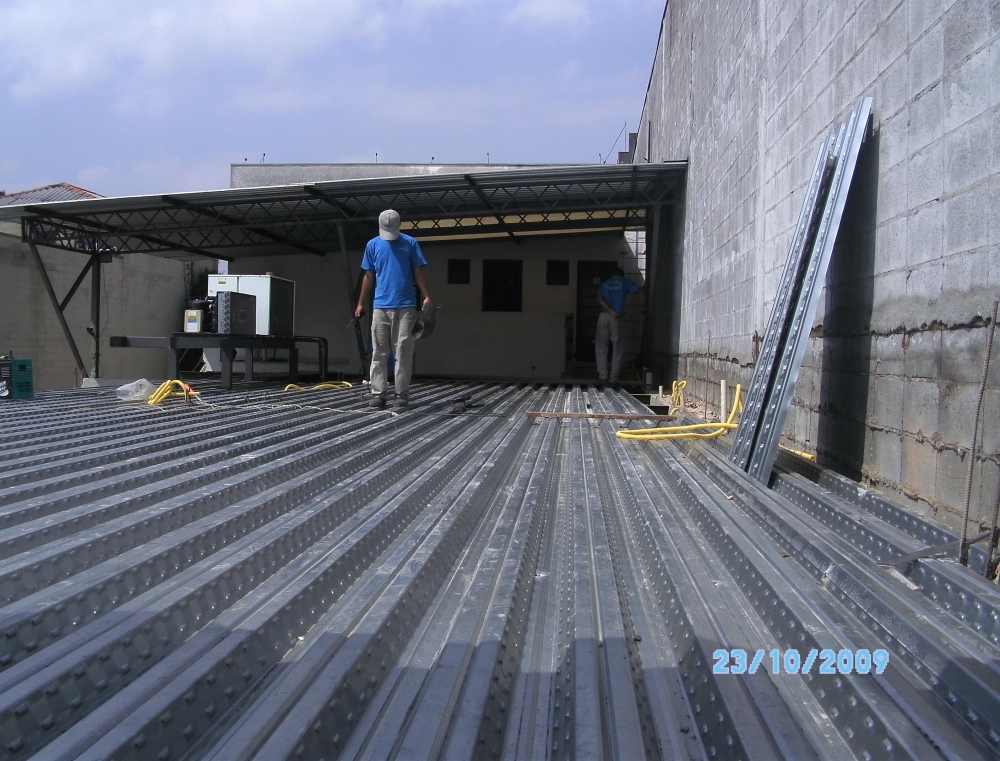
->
[208, 274, 295, 336]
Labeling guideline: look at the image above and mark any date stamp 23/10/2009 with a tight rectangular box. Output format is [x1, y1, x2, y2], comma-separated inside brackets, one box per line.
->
[713, 648, 889, 676]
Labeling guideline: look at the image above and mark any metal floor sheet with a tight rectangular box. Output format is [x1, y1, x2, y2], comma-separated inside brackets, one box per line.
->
[0, 381, 998, 761]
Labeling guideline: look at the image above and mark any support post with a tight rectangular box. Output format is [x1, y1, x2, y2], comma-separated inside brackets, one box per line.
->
[641, 203, 662, 370]
[338, 223, 368, 379]
[27, 241, 88, 377]
[89, 252, 101, 378]
[720, 379, 728, 423]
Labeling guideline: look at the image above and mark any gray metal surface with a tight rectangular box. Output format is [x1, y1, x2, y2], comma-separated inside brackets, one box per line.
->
[731, 98, 873, 482]
[0, 380, 997, 760]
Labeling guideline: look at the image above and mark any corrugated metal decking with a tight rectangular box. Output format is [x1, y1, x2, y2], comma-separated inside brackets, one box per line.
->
[1, 382, 998, 760]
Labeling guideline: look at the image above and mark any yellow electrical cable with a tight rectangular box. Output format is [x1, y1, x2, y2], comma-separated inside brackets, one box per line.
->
[284, 381, 353, 392]
[778, 445, 817, 462]
[617, 384, 743, 441]
[147, 380, 199, 405]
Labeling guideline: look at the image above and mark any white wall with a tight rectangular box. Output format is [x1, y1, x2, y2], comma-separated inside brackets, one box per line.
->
[231, 232, 644, 380]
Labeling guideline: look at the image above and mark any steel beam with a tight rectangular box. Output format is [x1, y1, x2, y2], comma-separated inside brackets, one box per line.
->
[26, 241, 88, 378]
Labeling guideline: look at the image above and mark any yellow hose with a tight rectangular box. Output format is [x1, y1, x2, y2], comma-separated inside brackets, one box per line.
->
[617, 384, 743, 441]
[670, 380, 686, 408]
[284, 381, 353, 392]
[148, 380, 199, 405]
[779, 445, 817, 462]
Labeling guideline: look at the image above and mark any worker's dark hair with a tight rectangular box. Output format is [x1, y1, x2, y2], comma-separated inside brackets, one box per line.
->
[613, 266, 625, 277]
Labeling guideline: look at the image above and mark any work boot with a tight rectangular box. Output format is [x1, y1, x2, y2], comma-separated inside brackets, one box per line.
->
[393, 397, 409, 410]
[369, 396, 386, 410]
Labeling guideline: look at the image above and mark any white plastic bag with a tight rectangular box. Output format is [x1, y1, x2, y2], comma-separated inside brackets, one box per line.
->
[115, 378, 157, 402]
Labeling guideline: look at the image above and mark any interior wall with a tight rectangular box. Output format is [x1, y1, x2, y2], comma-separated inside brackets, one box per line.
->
[0, 233, 199, 390]
[230, 232, 644, 381]
[636, 0, 1000, 530]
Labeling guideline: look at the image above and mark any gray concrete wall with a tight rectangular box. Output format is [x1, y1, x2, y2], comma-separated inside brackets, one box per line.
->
[0, 231, 198, 390]
[636, 0, 999, 531]
[231, 163, 556, 188]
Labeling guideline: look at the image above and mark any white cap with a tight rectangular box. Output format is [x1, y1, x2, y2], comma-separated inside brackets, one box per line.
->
[378, 209, 401, 241]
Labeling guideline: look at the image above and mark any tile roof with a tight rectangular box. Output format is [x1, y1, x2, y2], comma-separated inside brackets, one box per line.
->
[0, 182, 102, 207]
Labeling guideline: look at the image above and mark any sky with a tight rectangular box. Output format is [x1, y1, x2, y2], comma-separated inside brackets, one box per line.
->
[0, 0, 664, 198]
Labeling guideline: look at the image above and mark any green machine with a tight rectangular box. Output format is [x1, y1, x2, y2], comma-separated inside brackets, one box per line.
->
[0, 357, 33, 400]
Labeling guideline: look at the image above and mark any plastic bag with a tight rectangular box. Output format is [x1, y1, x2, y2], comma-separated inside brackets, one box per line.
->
[115, 378, 157, 402]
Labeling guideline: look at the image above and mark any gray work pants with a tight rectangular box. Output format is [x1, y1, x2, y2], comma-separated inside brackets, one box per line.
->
[595, 311, 624, 381]
[370, 307, 417, 401]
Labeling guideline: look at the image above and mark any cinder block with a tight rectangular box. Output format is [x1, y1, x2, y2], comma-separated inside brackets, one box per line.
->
[875, 216, 908, 271]
[941, 249, 990, 306]
[871, 374, 904, 430]
[943, 0, 992, 73]
[935, 446, 969, 516]
[908, 82, 945, 153]
[907, 140, 945, 208]
[871, 428, 904, 484]
[945, 113, 992, 195]
[878, 2, 909, 73]
[939, 379, 979, 449]
[906, 204, 944, 265]
[905, 261, 944, 314]
[902, 377, 940, 435]
[904, 329, 943, 379]
[941, 326, 990, 384]
[908, 19, 944, 95]
[878, 161, 909, 220]
[902, 434, 938, 500]
[872, 333, 905, 376]
[944, 44, 993, 133]
[944, 183, 990, 255]
[978, 388, 1000, 456]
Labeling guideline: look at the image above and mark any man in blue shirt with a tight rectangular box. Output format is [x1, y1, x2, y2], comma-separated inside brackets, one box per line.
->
[596, 267, 644, 386]
[355, 209, 432, 409]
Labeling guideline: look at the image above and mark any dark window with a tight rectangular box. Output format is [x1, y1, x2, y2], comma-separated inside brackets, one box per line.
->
[447, 258, 470, 284]
[482, 259, 522, 312]
[546, 260, 570, 285]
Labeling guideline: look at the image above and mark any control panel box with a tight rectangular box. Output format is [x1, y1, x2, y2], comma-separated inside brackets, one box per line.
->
[0, 358, 33, 400]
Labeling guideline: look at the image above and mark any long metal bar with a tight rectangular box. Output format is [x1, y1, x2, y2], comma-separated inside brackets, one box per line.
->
[58, 256, 94, 312]
[26, 241, 88, 377]
[730, 136, 835, 470]
[748, 98, 873, 481]
[162, 195, 327, 258]
[464, 175, 520, 243]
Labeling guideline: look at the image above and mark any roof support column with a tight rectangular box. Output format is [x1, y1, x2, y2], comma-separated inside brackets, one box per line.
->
[338, 223, 368, 380]
[27, 241, 88, 379]
[89, 251, 102, 378]
[641, 203, 661, 373]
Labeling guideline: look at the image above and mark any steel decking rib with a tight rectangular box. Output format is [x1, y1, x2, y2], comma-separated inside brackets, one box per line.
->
[0, 382, 998, 760]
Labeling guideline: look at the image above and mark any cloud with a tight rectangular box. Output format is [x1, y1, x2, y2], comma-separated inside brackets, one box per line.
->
[0, 0, 375, 99]
[504, 0, 591, 27]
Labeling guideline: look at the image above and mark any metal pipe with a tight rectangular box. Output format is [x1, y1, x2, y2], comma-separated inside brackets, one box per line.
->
[89, 252, 101, 378]
[961, 299, 999, 565]
[27, 241, 88, 377]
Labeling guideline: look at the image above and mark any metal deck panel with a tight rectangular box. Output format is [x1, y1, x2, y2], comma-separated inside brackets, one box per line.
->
[0, 381, 997, 760]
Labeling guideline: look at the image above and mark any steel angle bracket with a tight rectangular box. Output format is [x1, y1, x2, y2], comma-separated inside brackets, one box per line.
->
[747, 97, 874, 483]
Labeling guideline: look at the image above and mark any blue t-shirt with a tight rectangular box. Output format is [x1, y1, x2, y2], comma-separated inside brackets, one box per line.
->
[598, 276, 641, 315]
[360, 234, 428, 309]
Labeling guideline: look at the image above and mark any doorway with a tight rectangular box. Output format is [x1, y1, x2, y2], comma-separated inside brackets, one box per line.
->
[575, 260, 619, 361]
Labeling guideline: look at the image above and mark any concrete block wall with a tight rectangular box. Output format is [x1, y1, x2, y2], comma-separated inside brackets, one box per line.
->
[637, 0, 1000, 530]
[0, 233, 197, 390]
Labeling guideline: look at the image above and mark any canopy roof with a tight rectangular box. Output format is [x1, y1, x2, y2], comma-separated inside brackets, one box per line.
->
[0, 163, 686, 260]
